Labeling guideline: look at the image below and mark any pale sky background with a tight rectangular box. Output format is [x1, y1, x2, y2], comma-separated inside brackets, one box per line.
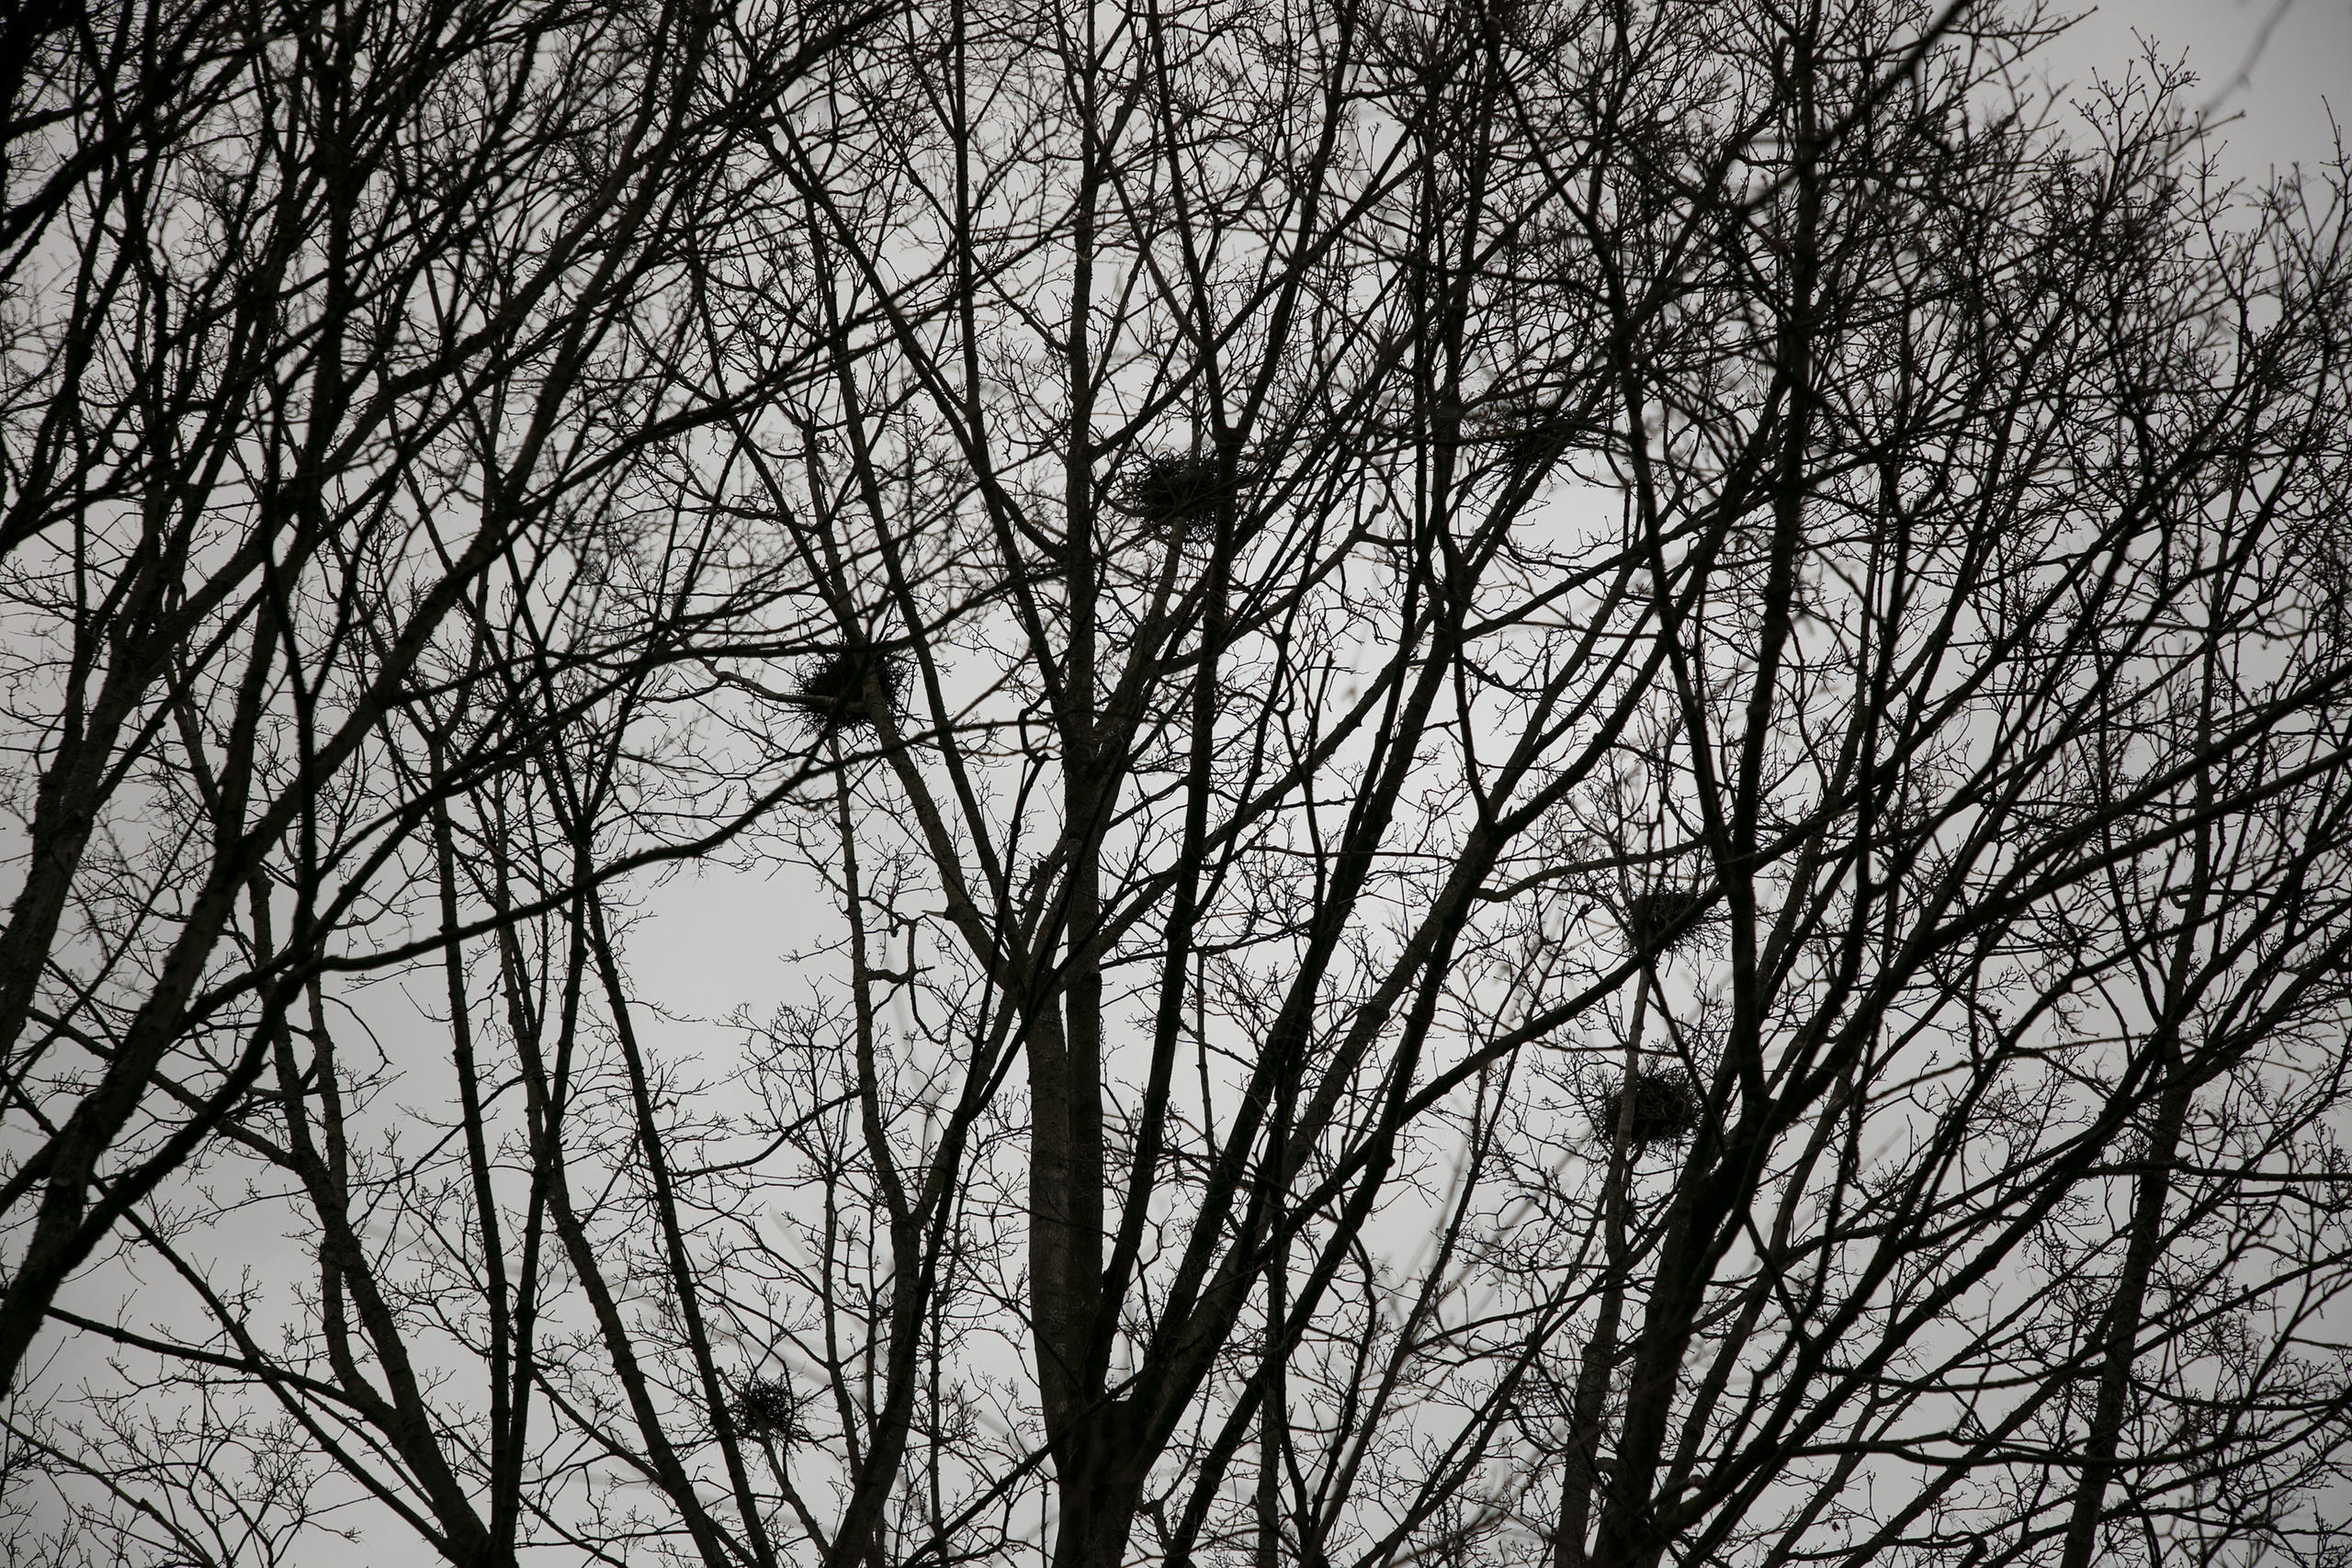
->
[2040, 0, 2350, 182]
[11, 0, 2351, 1559]
[624, 0, 2352, 1040]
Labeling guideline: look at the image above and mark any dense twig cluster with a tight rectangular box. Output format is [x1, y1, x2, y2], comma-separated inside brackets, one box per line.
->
[1122, 451, 1230, 528]
[731, 1379, 801, 1443]
[1589, 1065, 1704, 1150]
[786, 646, 908, 739]
[1623, 885, 1710, 952]
[1487, 406, 1588, 471]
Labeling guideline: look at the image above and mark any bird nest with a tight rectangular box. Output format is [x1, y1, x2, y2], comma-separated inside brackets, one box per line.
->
[1623, 885, 1710, 953]
[730, 1377, 802, 1442]
[786, 646, 908, 739]
[1589, 1064, 1702, 1151]
[1498, 412, 1582, 471]
[1469, 399, 1586, 472]
[1123, 451, 1233, 529]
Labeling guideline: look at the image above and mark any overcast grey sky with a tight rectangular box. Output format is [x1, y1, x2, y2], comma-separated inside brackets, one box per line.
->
[2041, 0, 2350, 180]
[627, 1, 2352, 1039]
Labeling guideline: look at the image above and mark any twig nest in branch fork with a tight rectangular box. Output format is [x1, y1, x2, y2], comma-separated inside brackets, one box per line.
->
[1590, 1065, 1702, 1150]
[1123, 451, 1232, 529]
[1468, 398, 1588, 471]
[786, 646, 908, 739]
[1499, 412, 1586, 471]
[730, 1377, 801, 1442]
[1624, 885, 1709, 952]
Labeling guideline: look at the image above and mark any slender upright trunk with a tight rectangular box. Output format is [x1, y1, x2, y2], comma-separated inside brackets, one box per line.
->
[1555, 986, 1648, 1568]
[1033, 30, 1122, 1561]
[1258, 1229, 1289, 1568]
[2059, 1066, 2190, 1568]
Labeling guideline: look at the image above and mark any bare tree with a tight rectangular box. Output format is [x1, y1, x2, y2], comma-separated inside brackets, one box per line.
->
[0, 0, 864, 1404]
[8, 1, 2352, 1567]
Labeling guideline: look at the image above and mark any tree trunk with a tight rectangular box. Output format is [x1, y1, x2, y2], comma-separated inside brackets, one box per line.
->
[2059, 1066, 2190, 1568]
